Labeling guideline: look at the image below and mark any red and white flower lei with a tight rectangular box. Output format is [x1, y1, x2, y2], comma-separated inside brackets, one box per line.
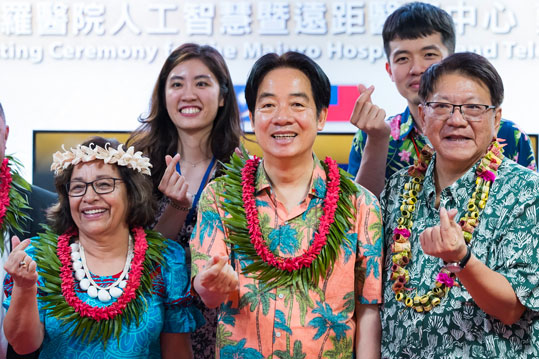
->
[57, 226, 148, 321]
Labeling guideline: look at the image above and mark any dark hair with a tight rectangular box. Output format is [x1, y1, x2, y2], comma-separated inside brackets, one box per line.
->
[0, 102, 4, 123]
[47, 136, 158, 233]
[419, 52, 504, 107]
[245, 51, 331, 118]
[383, 2, 455, 59]
[127, 43, 242, 198]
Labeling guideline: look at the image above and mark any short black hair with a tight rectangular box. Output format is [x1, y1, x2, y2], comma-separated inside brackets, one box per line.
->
[383, 2, 456, 59]
[419, 52, 504, 107]
[245, 51, 331, 118]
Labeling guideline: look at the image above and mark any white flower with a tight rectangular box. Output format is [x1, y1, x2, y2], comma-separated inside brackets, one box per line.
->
[50, 143, 152, 176]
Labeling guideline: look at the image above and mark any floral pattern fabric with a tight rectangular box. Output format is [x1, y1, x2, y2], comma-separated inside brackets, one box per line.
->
[348, 107, 537, 178]
[380, 154, 539, 358]
[190, 157, 383, 358]
[3, 238, 202, 359]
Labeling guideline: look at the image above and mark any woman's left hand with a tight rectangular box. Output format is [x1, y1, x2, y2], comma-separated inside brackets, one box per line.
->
[419, 207, 468, 263]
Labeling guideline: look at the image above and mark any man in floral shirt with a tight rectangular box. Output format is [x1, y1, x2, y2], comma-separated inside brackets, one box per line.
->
[348, 2, 536, 197]
[381, 52, 539, 358]
[191, 52, 383, 358]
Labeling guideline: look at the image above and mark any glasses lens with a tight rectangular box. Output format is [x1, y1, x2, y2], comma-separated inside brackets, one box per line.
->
[429, 103, 452, 117]
[462, 104, 486, 119]
[93, 178, 115, 194]
[68, 181, 87, 196]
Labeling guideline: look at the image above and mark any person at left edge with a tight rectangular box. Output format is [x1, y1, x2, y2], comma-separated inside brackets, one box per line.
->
[0, 102, 56, 359]
[3, 136, 202, 358]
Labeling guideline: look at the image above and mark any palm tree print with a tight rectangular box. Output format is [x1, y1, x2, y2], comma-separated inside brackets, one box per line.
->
[274, 309, 292, 342]
[308, 301, 351, 359]
[273, 340, 307, 359]
[323, 336, 353, 359]
[268, 223, 299, 255]
[239, 283, 276, 353]
[220, 339, 263, 359]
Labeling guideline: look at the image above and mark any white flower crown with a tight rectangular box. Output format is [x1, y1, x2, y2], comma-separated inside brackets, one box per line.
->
[51, 143, 152, 176]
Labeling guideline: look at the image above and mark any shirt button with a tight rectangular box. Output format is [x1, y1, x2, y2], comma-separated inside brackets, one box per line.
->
[278, 293, 284, 299]
[275, 331, 281, 338]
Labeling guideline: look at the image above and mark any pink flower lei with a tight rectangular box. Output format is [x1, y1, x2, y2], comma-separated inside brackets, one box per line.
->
[241, 156, 340, 272]
[0, 158, 12, 227]
[57, 226, 148, 321]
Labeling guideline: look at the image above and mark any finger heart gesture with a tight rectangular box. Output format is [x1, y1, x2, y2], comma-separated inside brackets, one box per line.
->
[4, 236, 38, 289]
[419, 208, 468, 263]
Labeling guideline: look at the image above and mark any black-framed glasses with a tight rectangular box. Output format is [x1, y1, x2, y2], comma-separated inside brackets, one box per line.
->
[66, 178, 123, 197]
[425, 102, 496, 122]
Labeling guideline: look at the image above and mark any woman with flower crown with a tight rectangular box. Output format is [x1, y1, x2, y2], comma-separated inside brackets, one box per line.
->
[2, 136, 202, 358]
[127, 43, 241, 359]
[190, 52, 384, 358]
[380, 52, 539, 358]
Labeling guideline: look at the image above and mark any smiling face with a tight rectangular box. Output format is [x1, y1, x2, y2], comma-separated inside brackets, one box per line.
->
[418, 72, 501, 173]
[69, 161, 129, 240]
[386, 33, 449, 109]
[250, 67, 327, 163]
[165, 58, 224, 137]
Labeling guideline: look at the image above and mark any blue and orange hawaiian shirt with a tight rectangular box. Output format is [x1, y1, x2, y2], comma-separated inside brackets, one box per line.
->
[190, 156, 383, 358]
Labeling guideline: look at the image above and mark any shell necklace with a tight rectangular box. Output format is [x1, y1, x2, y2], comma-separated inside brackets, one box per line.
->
[70, 235, 134, 303]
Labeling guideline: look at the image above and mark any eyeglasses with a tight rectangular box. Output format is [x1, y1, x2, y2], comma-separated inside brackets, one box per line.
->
[425, 102, 496, 122]
[66, 178, 123, 197]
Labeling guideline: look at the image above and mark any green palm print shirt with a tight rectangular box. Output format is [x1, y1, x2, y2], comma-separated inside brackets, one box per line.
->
[380, 153, 539, 358]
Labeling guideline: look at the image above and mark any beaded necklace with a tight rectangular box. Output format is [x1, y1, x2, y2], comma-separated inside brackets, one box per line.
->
[391, 140, 503, 312]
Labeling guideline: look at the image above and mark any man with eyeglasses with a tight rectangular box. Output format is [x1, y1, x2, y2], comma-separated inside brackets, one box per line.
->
[347, 2, 536, 197]
[0, 102, 56, 359]
[380, 52, 539, 358]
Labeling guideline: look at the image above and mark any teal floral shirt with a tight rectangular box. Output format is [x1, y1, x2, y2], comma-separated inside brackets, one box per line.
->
[348, 107, 537, 178]
[190, 157, 383, 358]
[380, 154, 539, 358]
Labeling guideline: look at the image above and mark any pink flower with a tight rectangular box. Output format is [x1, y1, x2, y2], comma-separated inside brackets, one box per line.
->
[390, 115, 401, 140]
[398, 149, 411, 163]
[479, 170, 496, 182]
[393, 227, 411, 237]
[436, 272, 455, 287]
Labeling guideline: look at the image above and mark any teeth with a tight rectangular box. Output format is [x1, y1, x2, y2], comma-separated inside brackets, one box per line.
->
[180, 107, 200, 114]
[273, 134, 296, 139]
[84, 209, 106, 215]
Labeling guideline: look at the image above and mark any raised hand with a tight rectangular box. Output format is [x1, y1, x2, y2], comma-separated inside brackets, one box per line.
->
[349, 84, 389, 139]
[4, 236, 38, 289]
[158, 154, 191, 209]
[419, 207, 468, 263]
[197, 255, 239, 295]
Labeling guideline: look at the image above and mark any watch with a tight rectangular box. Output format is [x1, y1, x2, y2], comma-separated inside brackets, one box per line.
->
[444, 245, 471, 273]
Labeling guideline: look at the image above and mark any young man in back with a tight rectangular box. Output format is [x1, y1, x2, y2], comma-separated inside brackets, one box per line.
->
[348, 1, 536, 196]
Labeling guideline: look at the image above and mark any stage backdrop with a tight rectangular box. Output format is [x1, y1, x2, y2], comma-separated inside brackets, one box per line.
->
[1, 0, 538, 180]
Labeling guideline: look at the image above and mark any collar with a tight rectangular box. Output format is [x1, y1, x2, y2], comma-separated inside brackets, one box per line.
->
[254, 154, 326, 199]
[391, 106, 416, 141]
[423, 153, 495, 206]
